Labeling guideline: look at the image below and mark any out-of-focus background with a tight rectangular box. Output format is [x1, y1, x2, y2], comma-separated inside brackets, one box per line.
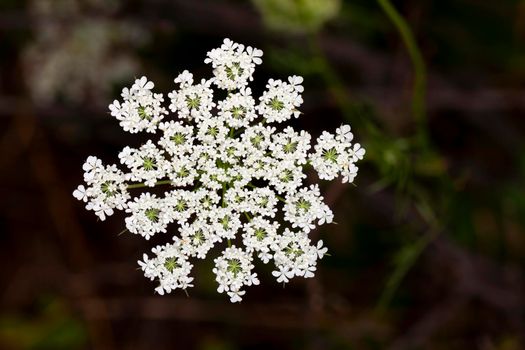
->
[1, 0, 525, 349]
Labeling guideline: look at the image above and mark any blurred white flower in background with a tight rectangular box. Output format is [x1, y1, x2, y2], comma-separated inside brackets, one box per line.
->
[22, 0, 149, 106]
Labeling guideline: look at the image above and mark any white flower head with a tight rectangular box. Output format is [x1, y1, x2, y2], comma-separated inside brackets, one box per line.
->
[74, 38, 364, 302]
[310, 124, 365, 182]
[205, 38, 263, 90]
[74, 157, 129, 220]
[109, 76, 167, 133]
[213, 246, 258, 302]
[139, 239, 194, 295]
[125, 193, 171, 240]
[256, 76, 304, 123]
[168, 71, 215, 121]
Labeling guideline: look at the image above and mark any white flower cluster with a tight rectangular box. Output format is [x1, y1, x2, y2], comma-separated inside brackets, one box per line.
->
[110, 77, 167, 133]
[73, 39, 365, 302]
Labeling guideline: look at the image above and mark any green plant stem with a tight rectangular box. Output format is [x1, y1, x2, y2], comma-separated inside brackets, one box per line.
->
[127, 179, 172, 189]
[309, 29, 435, 309]
[376, 0, 428, 148]
[222, 182, 227, 207]
[376, 229, 438, 311]
[309, 36, 365, 129]
[275, 194, 286, 202]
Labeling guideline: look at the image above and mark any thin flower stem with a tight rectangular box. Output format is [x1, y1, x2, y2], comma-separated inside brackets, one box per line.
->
[222, 182, 227, 207]
[376, 229, 438, 311]
[376, 0, 428, 148]
[308, 36, 374, 137]
[309, 15, 432, 309]
[275, 194, 286, 202]
[117, 228, 128, 236]
[127, 179, 172, 189]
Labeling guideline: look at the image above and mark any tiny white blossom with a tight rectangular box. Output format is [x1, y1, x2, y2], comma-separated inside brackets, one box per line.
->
[138, 239, 194, 295]
[125, 193, 171, 240]
[218, 87, 258, 128]
[213, 246, 257, 302]
[109, 76, 167, 133]
[257, 77, 303, 123]
[205, 38, 263, 90]
[309, 124, 365, 183]
[283, 184, 333, 232]
[74, 157, 130, 220]
[119, 140, 169, 187]
[168, 71, 215, 121]
[73, 185, 88, 202]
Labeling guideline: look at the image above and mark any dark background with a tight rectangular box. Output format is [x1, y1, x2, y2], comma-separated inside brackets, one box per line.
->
[1, 0, 525, 349]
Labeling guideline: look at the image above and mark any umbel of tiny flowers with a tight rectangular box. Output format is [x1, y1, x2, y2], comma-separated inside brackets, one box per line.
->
[73, 38, 365, 303]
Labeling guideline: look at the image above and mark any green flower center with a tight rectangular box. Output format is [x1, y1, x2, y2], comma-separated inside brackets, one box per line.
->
[254, 228, 267, 241]
[296, 198, 311, 212]
[227, 258, 242, 276]
[280, 169, 293, 182]
[186, 95, 201, 110]
[170, 133, 187, 145]
[226, 147, 236, 157]
[251, 134, 264, 148]
[283, 141, 298, 153]
[200, 152, 211, 161]
[225, 62, 244, 81]
[230, 106, 246, 119]
[258, 196, 269, 207]
[142, 157, 157, 171]
[175, 199, 187, 212]
[201, 196, 212, 207]
[206, 126, 219, 137]
[322, 147, 339, 163]
[269, 97, 284, 111]
[176, 166, 189, 178]
[193, 230, 204, 244]
[145, 208, 160, 222]
[138, 106, 152, 120]
[164, 257, 180, 272]
[100, 181, 116, 196]
[285, 245, 304, 258]
[220, 216, 231, 230]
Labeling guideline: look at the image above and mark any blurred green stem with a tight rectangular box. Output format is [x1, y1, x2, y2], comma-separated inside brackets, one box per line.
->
[309, 37, 345, 111]
[309, 27, 437, 309]
[376, 229, 437, 312]
[308, 35, 371, 133]
[376, 0, 428, 149]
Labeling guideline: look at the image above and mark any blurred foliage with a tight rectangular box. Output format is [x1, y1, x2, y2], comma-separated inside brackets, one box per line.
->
[0, 297, 87, 350]
[256, 0, 525, 310]
[252, 0, 341, 34]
